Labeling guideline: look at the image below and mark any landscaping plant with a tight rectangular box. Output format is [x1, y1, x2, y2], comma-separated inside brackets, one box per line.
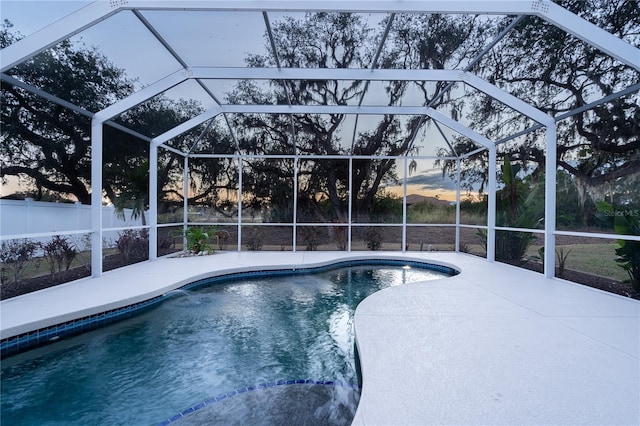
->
[299, 227, 323, 251]
[477, 157, 543, 262]
[365, 227, 383, 251]
[43, 235, 77, 280]
[244, 227, 263, 251]
[116, 229, 149, 261]
[597, 202, 640, 294]
[0, 239, 41, 284]
[184, 226, 215, 254]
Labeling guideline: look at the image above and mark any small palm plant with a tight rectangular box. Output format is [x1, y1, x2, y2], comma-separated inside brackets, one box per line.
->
[182, 226, 216, 254]
[476, 157, 543, 262]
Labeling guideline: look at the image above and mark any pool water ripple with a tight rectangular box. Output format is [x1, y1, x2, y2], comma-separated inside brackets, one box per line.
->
[1, 264, 452, 425]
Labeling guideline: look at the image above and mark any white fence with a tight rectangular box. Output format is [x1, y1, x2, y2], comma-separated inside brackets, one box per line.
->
[0, 199, 145, 243]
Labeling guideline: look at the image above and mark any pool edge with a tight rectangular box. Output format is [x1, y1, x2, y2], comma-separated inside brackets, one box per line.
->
[0, 252, 460, 358]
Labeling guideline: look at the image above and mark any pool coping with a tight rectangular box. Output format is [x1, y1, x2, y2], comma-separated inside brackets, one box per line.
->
[0, 254, 458, 356]
[0, 252, 459, 341]
[1, 251, 639, 425]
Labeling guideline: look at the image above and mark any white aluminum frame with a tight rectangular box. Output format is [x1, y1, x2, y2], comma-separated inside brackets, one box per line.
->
[0, 0, 637, 279]
[2, 1, 638, 73]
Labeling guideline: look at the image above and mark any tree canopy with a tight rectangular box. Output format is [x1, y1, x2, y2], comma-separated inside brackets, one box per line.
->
[229, 12, 496, 221]
[1, 2, 638, 229]
[1, 20, 133, 203]
[437, 0, 640, 223]
[0, 20, 231, 211]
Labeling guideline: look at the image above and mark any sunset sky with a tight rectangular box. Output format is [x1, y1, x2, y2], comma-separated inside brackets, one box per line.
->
[1, 1, 474, 202]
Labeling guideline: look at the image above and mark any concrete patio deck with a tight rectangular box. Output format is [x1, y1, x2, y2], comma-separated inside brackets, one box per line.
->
[1, 251, 638, 425]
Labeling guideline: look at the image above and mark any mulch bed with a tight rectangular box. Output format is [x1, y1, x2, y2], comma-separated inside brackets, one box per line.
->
[0, 250, 178, 300]
[507, 259, 639, 299]
[2, 251, 638, 301]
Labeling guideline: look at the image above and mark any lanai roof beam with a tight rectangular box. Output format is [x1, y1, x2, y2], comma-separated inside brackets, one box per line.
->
[405, 14, 526, 154]
[351, 13, 396, 151]
[0, 73, 153, 142]
[263, 11, 297, 149]
[4, 1, 638, 74]
[1, 73, 94, 118]
[133, 8, 224, 109]
[434, 121, 458, 156]
[494, 83, 640, 147]
[132, 10, 188, 69]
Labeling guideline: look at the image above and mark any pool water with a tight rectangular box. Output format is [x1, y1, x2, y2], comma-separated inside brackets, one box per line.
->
[1, 265, 449, 425]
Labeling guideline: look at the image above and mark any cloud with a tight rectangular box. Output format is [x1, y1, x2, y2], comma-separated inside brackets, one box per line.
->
[402, 169, 458, 191]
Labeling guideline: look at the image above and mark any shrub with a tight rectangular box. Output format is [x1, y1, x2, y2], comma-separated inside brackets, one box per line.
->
[0, 239, 41, 284]
[408, 202, 455, 224]
[555, 247, 572, 278]
[43, 235, 77, 280]
[537, 246, 572, 278]
[168, 226, 220, 254]
[116, 230, 149, 261]
[214, 229, 230, 251]
[478, 157, 542, 262]
[597, 202, 640, 294]
[498, 230, 537, 262]
[245, 227, 263, 251]
[184, 226, 214, 254]
[299, 227, 322, 251]
[333, 225, 347, 250]
[365, 227, 382, 251]
[369, 192, 402, 222]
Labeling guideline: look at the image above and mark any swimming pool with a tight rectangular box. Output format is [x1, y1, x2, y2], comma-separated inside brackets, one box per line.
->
[1, 262, 454, 425]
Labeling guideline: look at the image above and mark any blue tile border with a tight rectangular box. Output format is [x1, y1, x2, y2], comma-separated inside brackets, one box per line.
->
[156, 379, 361, 425]
[1, 259, 458, 359]
[0, 294, 166, 358]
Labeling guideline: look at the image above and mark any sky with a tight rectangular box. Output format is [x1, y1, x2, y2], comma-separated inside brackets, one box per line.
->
[1, 2, 87, 196]
[0, 0, 465, 201]
[1, 1, 91, 34]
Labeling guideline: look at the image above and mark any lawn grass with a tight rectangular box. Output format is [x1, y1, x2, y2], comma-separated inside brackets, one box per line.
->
[1, 248, 117, 283]
[529, 243, 627, 282]
[406, 207, 486, 225]
[3, 238, 627, 285]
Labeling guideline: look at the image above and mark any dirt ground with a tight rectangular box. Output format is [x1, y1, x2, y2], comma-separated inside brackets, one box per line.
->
[1, 227, 637, 300]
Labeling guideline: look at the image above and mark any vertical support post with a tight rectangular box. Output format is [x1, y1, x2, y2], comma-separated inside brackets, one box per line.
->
[293, 157, 298, 252]
[183, 156, 189, 248]
[487, 147, 497, 262]
[149, 144, 158, 260]
[544, 123, 557, 278]
[455, 158, 461, 252]
[348, 157, 353, 252]
[237, 156, 243, 252]
[402, 157, 407, 252]
[91, 119, 103, 277]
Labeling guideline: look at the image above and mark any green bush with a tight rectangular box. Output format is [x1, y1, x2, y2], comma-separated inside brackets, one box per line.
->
[299, 227, 323, 251]
[116, 230, 149, 261]
[245, 227, 264, 251]
[477, 228, 537, 263]
[477, 157, 543, 262]
[170, 226, 221, 254]
[597, 202, 640, 294]
[365, 227, 383, 251]
[370, 192, 402, 222]
[333, 225, 347, 250]
[0, 239, 40, 284]
[43, 235, 77, 280]
[184, 226, 215, 254]
[408, 202, 455, 223]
